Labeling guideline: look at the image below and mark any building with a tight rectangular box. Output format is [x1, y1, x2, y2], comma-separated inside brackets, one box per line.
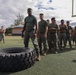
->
[12, 25, 23, 36]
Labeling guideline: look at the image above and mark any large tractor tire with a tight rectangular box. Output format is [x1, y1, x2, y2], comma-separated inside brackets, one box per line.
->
[0, 47, 36, 72]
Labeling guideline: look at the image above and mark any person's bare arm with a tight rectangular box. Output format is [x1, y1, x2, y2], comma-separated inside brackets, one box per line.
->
[35, 22, 38, 34]
[45, 26, 48, 34]
[34, 17, 38, 37]
[44, 25, 48, 38]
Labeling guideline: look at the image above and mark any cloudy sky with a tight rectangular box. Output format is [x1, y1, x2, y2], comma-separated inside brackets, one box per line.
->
[0, 0, 76, 28]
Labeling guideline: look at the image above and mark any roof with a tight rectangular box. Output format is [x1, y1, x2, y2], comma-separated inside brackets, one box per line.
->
[12, 24, 23, 28]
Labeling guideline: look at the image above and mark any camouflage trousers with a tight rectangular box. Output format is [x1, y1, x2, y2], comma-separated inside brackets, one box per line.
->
[24, 31, 39, 56]
[47, 33, 57, 51]
[66, 34, 72, 47]
[37, 34, 47, 53]
[0, 33, 5, 41]
[59, 32, 66, 48]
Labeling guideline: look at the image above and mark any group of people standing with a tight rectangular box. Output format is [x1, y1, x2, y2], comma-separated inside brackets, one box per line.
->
[22, 8, 76, 61]
[47, 19, 73, 53]
[0, 26, 5, 43]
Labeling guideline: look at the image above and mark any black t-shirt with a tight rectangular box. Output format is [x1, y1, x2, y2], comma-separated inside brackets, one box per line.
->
[24, 15, 37, 32]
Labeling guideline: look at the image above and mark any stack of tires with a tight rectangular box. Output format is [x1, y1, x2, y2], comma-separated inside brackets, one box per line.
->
[0, 47, 36, 72]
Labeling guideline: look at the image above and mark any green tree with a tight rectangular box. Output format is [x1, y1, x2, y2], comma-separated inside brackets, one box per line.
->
[14, 13, 24, 26]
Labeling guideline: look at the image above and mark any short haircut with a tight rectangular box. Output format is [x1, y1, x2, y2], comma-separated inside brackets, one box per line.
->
[61, 19, 64, 22]
[66, 21, 69, 23]
[47, 19, 49, 21]
[39, 13, 44, 16]
[27, 8, 32, 11]
[51, 17, 55, 20]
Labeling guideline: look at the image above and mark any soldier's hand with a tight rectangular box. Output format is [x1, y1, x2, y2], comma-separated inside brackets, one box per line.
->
[44, 34, 47, 38]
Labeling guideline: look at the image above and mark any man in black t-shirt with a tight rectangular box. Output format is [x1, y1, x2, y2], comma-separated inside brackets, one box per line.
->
[37, 13, 48, 56]
[66, 21, 72, 48]
[22, 8, 40, 61]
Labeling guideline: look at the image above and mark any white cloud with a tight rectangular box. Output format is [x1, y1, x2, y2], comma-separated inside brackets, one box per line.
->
[0, 0, 76, 28]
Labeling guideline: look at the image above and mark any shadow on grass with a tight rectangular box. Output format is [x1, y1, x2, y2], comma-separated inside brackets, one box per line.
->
[0, 72, 9, 75]
[0, 71, 21, 75]
[59, 47, 76, 53]
[47, 47, 76, 54]
[0, 69, 25, 75]
[72, 60, 76, 63]
[0, 68, 27, 75]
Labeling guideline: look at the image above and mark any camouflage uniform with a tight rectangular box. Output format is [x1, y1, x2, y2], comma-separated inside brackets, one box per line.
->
[48, 23, 58, 52]
[66, 26, 72, 48]
[0, 29, 5, 42]
[38, 20, 48, 54]
[59, 24, 66, 48]
[72, 27, 76, 46]
[23, 15, 39, 56]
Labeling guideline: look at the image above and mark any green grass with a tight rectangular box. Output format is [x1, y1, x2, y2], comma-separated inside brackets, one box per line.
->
[0, 36, 33, 48]
[0, 36, 76, 75]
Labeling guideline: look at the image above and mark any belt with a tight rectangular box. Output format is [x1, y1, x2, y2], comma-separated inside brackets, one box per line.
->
[50, 33, 56, 34]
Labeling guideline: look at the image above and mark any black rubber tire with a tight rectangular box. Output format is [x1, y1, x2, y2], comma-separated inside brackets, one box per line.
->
[0, 47, 36, 72]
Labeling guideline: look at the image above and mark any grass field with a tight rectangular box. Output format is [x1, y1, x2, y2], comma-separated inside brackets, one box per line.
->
[0, 36, 76, 75]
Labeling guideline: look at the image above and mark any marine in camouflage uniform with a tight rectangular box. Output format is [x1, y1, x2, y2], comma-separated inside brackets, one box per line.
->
[0, 26, 5, 43]
[37, 13, 48, 56]
[59, 20, 67, 49]
[66, 21, 72, 48]
[73, 26, 76, 46]
[22, 8, 40, 61]
[48, 17, 58, 53]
